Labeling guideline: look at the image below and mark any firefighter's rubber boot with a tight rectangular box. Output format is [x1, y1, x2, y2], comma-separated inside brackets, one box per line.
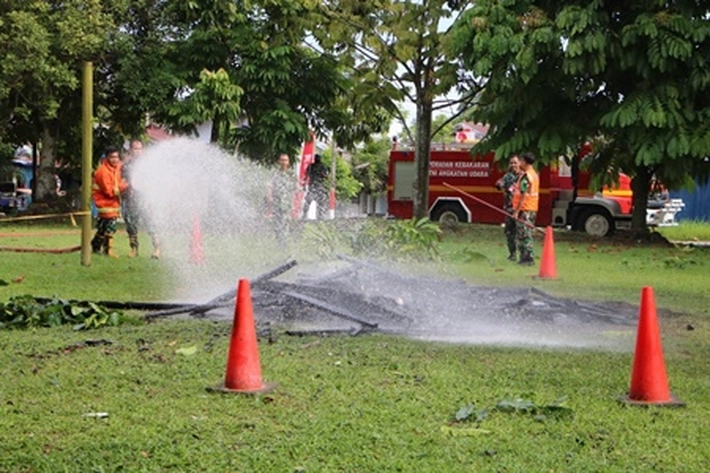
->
[91, 234, 104, 254]
[507, 242, 516, 260]
[150, 235, 161, 259]
[104, 236, 119, 259]
[518, 256, 534, 266]
[128, 236, 139, 258]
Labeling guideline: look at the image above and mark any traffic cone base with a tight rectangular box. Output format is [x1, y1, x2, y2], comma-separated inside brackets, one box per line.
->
[618, 393, 685, 407]
[208, 381, 278, 395]
[619, 286, 684, 407]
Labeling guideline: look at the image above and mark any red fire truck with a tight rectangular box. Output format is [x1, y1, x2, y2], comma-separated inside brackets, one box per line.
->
[386, 143, 683, 236]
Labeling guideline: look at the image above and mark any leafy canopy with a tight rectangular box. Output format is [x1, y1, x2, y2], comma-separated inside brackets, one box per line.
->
[450, 0, 710, 230]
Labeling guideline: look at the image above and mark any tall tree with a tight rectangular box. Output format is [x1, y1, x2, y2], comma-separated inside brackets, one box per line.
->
[350, 134, 392, 196]
[319, 0, 475, 218]
[155, 0, 389, 162]
[99, 0, 182, 141]
[450, 0, 710, 232]
[0, 0, 115, 200]
[0, 0, 392, 200]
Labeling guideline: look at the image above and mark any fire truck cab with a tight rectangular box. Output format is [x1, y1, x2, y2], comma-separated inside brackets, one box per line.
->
[386, 144, 684, 236]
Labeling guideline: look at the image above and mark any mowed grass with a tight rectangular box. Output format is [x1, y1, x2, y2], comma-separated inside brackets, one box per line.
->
[434, 223, 710, 319]
[0, 224, 171, 302]
[1, 220, 709, 471]
[2, 323, 709, 471]
[656, 219, 710, 242]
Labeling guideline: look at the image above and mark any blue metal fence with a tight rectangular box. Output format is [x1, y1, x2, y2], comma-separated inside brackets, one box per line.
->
[670, 181, 710, 222]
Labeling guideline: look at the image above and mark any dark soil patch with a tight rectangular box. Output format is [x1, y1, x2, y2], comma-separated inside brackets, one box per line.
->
[549, 228, 674, 248]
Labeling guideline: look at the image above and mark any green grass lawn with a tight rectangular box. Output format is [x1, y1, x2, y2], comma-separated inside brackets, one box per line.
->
[656, 219, 710, 242]
[0, 224, 171, 302]
[435, 224, 710, 318]
[0, 220, 709, 471]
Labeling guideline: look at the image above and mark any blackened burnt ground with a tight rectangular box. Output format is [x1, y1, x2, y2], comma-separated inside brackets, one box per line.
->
[189, 258, 650, 350]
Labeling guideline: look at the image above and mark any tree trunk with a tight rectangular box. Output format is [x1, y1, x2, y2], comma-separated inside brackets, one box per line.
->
[210, 114, 224, 144]
[413, 97, 433, 219]
[35, 128, 58, 202]
[571, 143, 582, 202]
[630, 165, 651, 235]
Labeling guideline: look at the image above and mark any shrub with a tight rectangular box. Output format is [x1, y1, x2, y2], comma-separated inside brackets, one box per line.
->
[0, 295, 125, 330]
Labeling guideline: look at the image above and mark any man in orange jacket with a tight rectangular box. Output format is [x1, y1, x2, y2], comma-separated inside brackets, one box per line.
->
[91, 146, 128, 257]
[512, 152, 539, 265]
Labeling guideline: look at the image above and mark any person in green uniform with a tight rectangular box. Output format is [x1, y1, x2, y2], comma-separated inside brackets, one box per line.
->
[495, 155, 521, 261]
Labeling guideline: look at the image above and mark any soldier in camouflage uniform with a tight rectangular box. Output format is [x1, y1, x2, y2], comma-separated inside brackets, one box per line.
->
[122, 139, 161, 258]
[512, 153, 539, 265]
[267, 153, 298, 249]
[495, 155, 521, 261]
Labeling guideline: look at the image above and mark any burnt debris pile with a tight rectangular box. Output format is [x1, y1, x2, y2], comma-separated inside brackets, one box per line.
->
[143, 257, 640, 348]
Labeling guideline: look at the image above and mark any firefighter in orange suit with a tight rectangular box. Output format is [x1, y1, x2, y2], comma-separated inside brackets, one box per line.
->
[91, 146, 128, 257]
[512, 152, 539, 265]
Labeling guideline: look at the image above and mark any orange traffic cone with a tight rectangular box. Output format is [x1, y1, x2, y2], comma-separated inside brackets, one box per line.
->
[619, 286, 684, 406]
[328, 187, 336, 220]
[537, 226, 557, 279]
[189, 214, 205, 265]
[210, 279, 277, 394]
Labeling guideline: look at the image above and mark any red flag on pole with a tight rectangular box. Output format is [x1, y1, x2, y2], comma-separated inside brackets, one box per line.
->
[298, 131, 315, 187]
[293, 131, 315, 218]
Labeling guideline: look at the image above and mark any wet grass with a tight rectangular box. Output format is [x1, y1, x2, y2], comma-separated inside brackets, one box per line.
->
[1, 321, 709, 471]
[0, 224, 171, 301]
[656, 220, 710, 242]
[0, 221, 709, 471]
[436, 223, 710, 319]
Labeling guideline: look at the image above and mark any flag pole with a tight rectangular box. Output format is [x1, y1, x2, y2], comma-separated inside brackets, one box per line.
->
[328, 132, 336, 220]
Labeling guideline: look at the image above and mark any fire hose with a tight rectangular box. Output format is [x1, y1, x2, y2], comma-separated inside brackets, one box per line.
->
[143, 259, 298, 319]
[0, 211, 86, 252]
[442, 182, 545, 235]
[0, 210, 88, 224]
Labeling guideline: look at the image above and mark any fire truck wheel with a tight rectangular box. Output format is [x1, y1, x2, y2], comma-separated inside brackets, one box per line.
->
[579, 208, 614, 237]
[431, 203, 467, 224]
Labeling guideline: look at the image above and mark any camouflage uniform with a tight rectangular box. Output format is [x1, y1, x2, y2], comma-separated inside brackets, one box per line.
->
[92, 218, 118, 252]
[122, 158, 160, 257]
[498, 170, 519, 259]
[269, 169, 297, 248]
[516, 174, 536, 262]
[122, 159, 140, 251]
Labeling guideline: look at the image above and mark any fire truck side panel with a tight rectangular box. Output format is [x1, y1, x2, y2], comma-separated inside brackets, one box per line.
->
[387, 145, 685, 236]
[388, 150, 557, 225]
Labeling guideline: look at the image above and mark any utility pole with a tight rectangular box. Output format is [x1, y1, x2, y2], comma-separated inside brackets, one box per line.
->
[329, 133, 336, 220]
[80, 62, 93, 266]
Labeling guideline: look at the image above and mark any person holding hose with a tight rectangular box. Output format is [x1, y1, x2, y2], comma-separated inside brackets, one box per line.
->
[122, 139, 161, 259]
[495, 154, 521, 261]
[512, 152, 539, 266]
[91, 146, 128, 258]
[267, 153, 297, 249]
